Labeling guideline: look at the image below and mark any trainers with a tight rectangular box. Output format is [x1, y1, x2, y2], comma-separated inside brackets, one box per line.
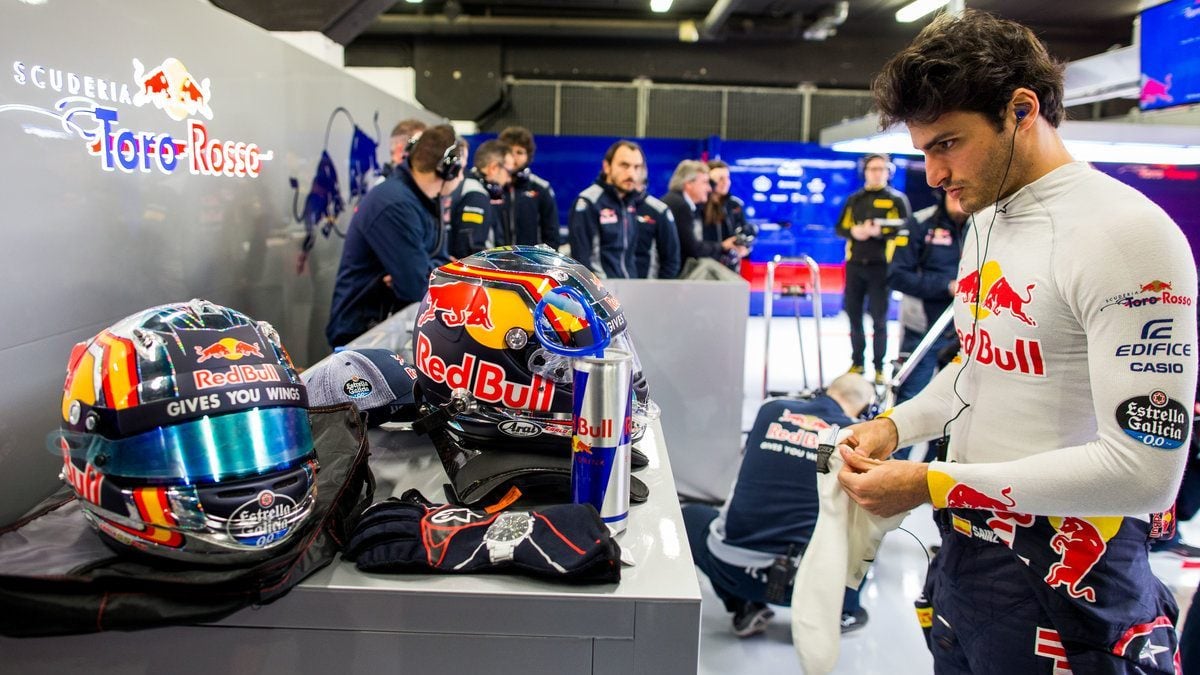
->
[1152, 539, 1200, 558]
[873, 371, 887, 386]
[847, 365, 866, 375]
[732, 601, 774, 638]
[840, 607, 869, 634]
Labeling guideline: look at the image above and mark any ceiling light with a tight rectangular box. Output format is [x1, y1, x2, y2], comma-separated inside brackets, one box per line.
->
[895, 0, 950, 23]
[821, 115, 1200, 165]
[405, 0, 422, 4]
[650, 0, 673, 13]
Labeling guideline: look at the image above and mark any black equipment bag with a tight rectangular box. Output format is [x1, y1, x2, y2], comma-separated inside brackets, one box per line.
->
[0, 405, 373, 637]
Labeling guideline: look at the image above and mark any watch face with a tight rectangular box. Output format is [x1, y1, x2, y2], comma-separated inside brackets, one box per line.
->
[489, 513, 532, 541]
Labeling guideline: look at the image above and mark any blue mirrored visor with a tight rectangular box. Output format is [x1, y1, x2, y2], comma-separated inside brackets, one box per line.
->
[48, 407, 314, 482]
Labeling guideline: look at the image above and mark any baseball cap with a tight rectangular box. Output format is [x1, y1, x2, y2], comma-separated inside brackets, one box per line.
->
[302, 349, 419, 425]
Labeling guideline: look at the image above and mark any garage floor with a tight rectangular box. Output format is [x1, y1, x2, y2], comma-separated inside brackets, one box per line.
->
[692, 313, 1200, 674]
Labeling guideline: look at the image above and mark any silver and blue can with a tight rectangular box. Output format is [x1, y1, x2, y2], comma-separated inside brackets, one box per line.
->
[571, 348, 633, 534]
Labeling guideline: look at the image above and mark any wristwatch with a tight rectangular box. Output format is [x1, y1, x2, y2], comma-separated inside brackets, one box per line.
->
[483, 511, 535, 563]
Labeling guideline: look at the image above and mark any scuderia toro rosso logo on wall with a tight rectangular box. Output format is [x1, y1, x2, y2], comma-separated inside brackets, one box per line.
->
[5, 56, 273, 178]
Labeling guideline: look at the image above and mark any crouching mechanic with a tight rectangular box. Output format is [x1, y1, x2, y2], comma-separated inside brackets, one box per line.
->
[838, 11, 1197, 673]
[682, 374, 877, 637]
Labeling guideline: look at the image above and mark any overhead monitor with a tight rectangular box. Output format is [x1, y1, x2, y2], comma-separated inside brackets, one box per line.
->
[1139, 0, 1200, 111]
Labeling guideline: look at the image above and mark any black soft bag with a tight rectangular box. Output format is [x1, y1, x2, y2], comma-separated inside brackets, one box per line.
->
[0, 405, 373, 637]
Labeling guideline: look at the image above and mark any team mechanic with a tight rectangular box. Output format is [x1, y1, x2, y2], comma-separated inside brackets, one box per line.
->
[835, 153, 912, 384]
[569, 139, 681, 279]
[497, 126, 561, 248]
[838, 11, 1197, 674]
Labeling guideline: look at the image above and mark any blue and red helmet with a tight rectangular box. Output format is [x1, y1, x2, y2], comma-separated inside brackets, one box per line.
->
[51, 299, 317, 565]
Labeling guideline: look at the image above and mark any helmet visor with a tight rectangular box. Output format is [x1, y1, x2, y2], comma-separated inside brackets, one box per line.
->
[49, 407, 314, 483]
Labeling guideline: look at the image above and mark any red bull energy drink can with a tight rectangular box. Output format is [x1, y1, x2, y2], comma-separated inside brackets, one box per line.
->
[571, 349, 634, 534]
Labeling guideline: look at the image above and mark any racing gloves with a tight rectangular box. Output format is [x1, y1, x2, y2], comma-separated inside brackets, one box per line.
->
[343, 489, 621, 583]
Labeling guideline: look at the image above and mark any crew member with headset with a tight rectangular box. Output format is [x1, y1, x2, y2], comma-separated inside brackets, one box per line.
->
[835, 153, 912, 385]
[449, 139, 514, 259]
[569, 139, 681, 279]
[497, 126, 561, 248]
[326, 124, 464, 349]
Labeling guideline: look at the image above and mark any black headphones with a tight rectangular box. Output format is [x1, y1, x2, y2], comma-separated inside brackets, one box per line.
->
[859, 153, 896, 181]
[436, 142, 464, 181]
[512, 165, 531, 186]
[471, 167, 505, 201]
[405, 133, 464, 181]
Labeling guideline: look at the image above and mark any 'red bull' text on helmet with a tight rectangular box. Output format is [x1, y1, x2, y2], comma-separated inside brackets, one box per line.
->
[412, 246, 656, 453]
[49, 299, 317, 565]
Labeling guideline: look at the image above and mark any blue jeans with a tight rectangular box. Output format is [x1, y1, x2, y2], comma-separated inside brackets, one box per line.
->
[681, 504, 860, 614]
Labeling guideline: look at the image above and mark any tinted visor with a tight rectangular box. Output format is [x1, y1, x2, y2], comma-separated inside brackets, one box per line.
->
[50, 407, 314, 483]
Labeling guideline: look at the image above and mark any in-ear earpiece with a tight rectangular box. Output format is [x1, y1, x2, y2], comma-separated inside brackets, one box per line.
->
[1015, 106, 1029, 121]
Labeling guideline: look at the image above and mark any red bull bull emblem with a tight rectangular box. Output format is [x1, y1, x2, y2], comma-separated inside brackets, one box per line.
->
[1044, 517, 1109, 603]
[194, 337, 265, 363]
[6, 55, 273, 178]
[955, 262, 1037, 326]
[414, 333, 555, 412]
[942, 483, 1036, 546]
[418, 282, 494, 330]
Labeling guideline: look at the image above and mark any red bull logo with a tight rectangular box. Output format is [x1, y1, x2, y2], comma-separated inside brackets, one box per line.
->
[194, 338, 264, 363]
[1141, 74, 1173, 107]
[1044, 517, 1110, 603]
[777, 410, 830, 430]
[62, 455, 104, 505]
[1140, 279, 1173, 293]
[942, 482, 1036, 546]
[132, 57, 213, 121]
[957, 327, 1046, 376]
[572, 437, 592, 455]
[418, 283, 494, 330]
[193, 363, 281, 390]
[764, 423, 823, 450]
[955, 262, 1037, 326]
[414, 333, 555, 411]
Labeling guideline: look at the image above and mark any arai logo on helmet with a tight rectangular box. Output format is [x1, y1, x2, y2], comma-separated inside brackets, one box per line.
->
[499, 420, 542, 438]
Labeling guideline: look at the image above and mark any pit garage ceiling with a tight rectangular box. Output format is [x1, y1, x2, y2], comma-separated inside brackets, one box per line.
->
[213, 0, 1143, 114]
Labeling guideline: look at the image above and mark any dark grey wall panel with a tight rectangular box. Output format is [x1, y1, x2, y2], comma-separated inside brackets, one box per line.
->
[646, 87, 721, 139]
[0, 0, 437, 525]
[560, 84, 637, 137]
[726, 90, 804, 141]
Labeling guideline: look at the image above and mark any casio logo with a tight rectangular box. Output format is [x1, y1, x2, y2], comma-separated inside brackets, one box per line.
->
[499, 420, 542, 438]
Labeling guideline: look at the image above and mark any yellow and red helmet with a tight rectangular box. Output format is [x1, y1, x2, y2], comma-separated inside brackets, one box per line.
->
[51, 299, 317, 565]
[412, 246, 653, 452]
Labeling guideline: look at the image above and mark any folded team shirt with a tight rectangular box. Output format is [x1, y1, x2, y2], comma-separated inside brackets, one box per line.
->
[303, 348, 420, 426]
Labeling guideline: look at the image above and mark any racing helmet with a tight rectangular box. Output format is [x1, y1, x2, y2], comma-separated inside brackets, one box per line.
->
[412, 246, 655, 452]
[50, 299, 317, 565]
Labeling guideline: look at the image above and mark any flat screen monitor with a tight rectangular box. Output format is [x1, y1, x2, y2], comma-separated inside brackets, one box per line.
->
[1140, 0, 1200, 111]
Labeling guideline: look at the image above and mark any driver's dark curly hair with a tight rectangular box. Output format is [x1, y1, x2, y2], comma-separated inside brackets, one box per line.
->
[873, 10, 1066, 131]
